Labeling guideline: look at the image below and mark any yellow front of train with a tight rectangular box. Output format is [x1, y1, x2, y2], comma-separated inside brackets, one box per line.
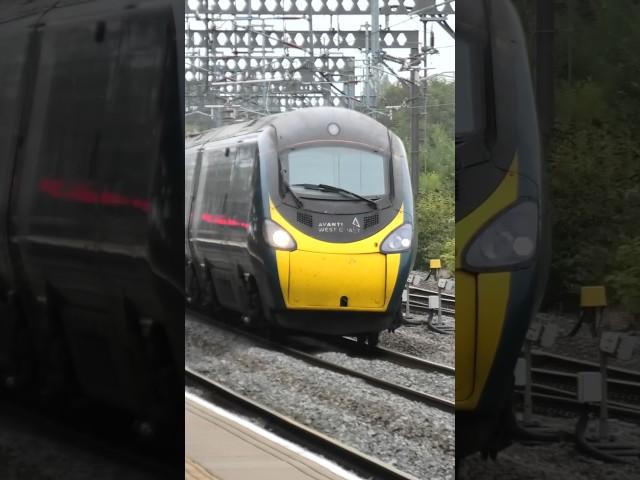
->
[255, 108, 416, 340]
[268, 201, 407, 314]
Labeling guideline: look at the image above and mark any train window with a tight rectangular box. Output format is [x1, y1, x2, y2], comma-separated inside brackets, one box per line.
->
[227, 144, 255, 223]
[12, 15, 116, 238]
[193, 146, 234, 238]
[13, 10, 171, 246]
[287, 146, 387, 198]
[185, 148, 200, 225]
[456, 38, 485, 137]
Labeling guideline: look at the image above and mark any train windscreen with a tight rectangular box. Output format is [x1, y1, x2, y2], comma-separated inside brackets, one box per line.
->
[287, 146, 387, 198]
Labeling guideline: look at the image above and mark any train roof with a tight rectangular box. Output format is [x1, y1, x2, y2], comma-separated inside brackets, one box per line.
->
[186, 107, 392, 153]
[0, 0, 179, 24]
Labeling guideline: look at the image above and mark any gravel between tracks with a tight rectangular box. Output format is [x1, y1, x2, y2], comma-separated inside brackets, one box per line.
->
[457, 414, 640, 480]
[313, 350, 454, 400]
[185, 316, 455, 480]
[379, 318, 455, 368]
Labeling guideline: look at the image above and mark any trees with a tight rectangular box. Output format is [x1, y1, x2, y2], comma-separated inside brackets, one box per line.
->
[532, 0, 640, 309]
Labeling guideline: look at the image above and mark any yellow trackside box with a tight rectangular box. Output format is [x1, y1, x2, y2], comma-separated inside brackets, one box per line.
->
[430, 259, 442, 269]
[580, 286, 607, 308]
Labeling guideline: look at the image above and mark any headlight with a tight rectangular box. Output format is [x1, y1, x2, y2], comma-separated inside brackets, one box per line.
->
[380, 223, 413, 253]
[464, 200, 538, 270]
[264, 219, 296, 251]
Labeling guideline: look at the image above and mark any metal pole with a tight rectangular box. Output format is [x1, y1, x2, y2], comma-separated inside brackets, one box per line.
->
[371, 0, 380, 59]
[524, 340, 533, 424]
[364, 22, 371, 108]
[535, 0, 555, 142]
[261, 18, 267, 116]
[436, 270, 442, 324]
[600, 349, 609, 440]
[370, 0, 380, 109]
[405, 282, 411, 318]
[422, 19, 429, 175]
[567, 0, 573, 84]
[410, 47, 420, 198]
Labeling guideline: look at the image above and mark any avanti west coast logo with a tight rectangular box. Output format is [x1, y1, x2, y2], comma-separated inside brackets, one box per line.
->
[317, 217, 362, 234]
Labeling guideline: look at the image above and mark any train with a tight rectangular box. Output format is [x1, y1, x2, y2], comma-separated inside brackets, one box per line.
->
[0, 0, 184, 437]
[455, 0, 551, 458]
[185, 107, 417, 346]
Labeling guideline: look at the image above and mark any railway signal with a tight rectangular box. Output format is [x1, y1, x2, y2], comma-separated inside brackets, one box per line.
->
[570, 285, 640, 461]
[573, 285, 610, 438]
[429, 259, 443, 325]
[568, 286, 607, 337]
[576, 332, 640, 460]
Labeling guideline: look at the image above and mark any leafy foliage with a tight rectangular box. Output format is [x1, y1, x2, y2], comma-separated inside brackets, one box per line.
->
[548, 119, 640, 305]
[530, 0, 640, 310]
[415, 190, 455, 270]
[607, 238, 640, 315]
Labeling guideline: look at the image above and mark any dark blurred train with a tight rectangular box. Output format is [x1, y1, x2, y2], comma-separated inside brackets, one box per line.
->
[0, 0, 183, 434]
[185, 107, 416, 346]
[455, 0, 551, 457]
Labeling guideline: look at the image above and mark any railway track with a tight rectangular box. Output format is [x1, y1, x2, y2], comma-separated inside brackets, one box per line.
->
[516, 350, 640, 423]
[408, 286, 456, 308]
[529, 350, 640, 408]
[330, 336, 455, 376]
[402, 287, 456, 334]
[399, 286, 456, 316]
[187, 310, 455, 414]
[185, 368, 420, 480]
[531, 367, 640, 406]
[532, 350, 640, 383]
[514, 387, 640, 423]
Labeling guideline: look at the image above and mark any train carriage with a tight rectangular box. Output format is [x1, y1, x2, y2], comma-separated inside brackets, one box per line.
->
[185, 107, 417, 345]
[456, 0, 551, 457]
[0, 0, 184, 435]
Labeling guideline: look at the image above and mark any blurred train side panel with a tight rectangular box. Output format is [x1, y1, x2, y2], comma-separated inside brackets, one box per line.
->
[0, 0, 183, 431]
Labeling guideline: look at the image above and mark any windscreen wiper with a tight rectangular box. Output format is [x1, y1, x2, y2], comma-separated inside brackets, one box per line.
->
[293, 183, 378, 210]
[282, 180, 304, 208]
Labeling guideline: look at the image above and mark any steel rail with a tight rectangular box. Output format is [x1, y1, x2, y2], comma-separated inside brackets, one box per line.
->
[531, 350, 640, 382]
[187, 311, 455, 413]
[408, 285, 456, 301]
[185, 368, 421, 480]
[531, 367, 640, 402]
[409, 292, 456, 306]
[514, 385, 640, 422]
[402, 300, 456, 316]
[337, 336, 455, 376]
[531, 383, 640, 414]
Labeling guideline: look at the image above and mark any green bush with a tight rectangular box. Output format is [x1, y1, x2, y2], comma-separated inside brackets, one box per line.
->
[547, 119, 640, 305]
[607, 238, 640, 316]
[415, 190, 455, 270]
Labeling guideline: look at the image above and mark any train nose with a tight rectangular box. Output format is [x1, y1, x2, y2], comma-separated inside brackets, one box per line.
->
[287, 251, 386, 309]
